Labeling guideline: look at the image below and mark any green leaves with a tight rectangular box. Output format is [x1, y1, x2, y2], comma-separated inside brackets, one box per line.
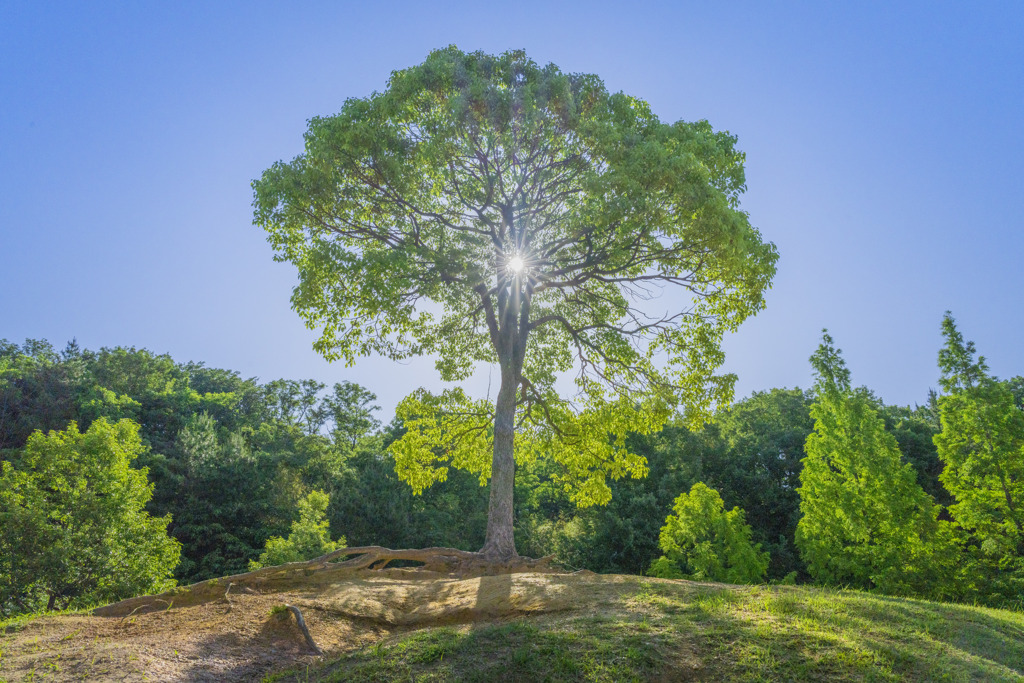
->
[253, 46, 774, 411]
[649, 482, 769, 584]
[254, 47, 777, 551]
[934, 313, 1024, 604]
[937, 312, 989, 393]
[0, 419, 180, 615]
[797, 332, 949, 598]
[390, 388, 494, 493]
[249, 490, 344, 570]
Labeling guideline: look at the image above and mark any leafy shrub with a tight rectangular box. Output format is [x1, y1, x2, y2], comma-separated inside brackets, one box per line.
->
[649, 482, 768, 584]
[248, 490, 344, 569]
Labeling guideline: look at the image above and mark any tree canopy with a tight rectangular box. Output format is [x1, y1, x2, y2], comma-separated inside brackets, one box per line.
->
[3, 329, 1023, 612]
[0, 419, 180, 615]
[253, 47, 777, 558]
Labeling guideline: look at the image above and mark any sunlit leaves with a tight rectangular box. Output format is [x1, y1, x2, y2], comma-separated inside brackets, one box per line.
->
[649, 481, 769, 584]
[253, 46, 777, 528]
[248, 490, 344, 570]
[934, 313, 1024, 603]
[391, 389, 494, 493]
[796, 332, 951, 598]
[0, 419, 181, 614]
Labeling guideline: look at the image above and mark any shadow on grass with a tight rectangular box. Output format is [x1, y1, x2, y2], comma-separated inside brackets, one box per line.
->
[264, 574, 678, 682]
[261, 577, 1024, 682]
[304, 618, 670, 683]
[650, 582, 1024, 682]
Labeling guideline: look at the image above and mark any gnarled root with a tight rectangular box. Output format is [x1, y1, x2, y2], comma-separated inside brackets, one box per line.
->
[93, 546, 561, 617]
[318, 546, 557, 576]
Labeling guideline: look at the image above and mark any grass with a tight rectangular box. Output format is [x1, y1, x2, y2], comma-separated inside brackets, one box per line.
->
[264, 578, 1024, 683]
[0, 608, 96, 683]
[266, 618, 662, 683]
[1, 607, 91, 635]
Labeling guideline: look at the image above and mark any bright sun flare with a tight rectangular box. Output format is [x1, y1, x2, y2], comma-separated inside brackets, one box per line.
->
[508, 256, 524, 273]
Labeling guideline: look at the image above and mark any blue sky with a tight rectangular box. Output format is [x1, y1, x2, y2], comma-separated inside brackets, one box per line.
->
[2, 1, 1022, 416]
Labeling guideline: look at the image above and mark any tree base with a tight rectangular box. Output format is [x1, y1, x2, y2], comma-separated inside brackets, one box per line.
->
[93, 546, 561, 618]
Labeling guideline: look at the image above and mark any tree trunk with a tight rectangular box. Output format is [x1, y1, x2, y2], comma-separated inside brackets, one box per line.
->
[480, 364, 519, 559]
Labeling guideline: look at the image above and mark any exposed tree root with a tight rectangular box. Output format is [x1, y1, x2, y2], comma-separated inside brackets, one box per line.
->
[93, 546, 561, 618]
[284, 604, 322, 655]
[316, 546, 558, 575]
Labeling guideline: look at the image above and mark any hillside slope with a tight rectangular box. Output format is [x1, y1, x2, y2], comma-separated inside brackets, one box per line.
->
[2, 568, 1023, 682]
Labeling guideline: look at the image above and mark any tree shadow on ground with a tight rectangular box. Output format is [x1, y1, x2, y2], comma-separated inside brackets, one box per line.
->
[179, 607, 318, 682]
[643, 581, 1024, 681]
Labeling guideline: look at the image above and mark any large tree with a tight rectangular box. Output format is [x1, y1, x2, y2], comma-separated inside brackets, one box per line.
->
[253, 47, 777, 559]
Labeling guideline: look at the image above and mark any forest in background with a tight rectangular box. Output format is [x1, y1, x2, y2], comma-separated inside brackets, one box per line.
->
[1, 330, 1022, 618]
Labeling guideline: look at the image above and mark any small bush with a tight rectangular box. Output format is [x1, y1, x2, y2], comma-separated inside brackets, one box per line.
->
[648, 482, 769, 584]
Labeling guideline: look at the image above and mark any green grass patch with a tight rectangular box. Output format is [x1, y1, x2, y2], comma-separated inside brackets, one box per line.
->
[0, 606, 90, 635]
[266, 617, 666, 682]
[264, 578, 1024, 682]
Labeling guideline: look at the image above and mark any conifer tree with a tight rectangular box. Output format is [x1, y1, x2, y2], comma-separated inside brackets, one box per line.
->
[796, 332, 951, 596]
[249, 490, 345, 569]
[934, 313, 1024, 605]
[649, 481, 768, 584]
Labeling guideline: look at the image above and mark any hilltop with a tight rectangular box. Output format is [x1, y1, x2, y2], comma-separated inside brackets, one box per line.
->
[2, 551, 1023, 682]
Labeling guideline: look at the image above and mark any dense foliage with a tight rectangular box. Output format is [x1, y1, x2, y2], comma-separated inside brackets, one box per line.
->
[2, 313, 1022, 616]
[249, 490, 344, 569]
[0, 418, 180, 615]
[0, 338, 496, 607]
[253, 46, 778, 558]
[796, 333, 953, 599]
[649, 482, 769, 583]
[935, 313, 1024, 605]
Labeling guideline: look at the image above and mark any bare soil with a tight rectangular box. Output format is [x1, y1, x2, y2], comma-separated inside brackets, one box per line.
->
[0, 569, 630, 682]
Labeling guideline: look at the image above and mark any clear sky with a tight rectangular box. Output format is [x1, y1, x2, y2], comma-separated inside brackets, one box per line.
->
[2, 1, 1022, 417]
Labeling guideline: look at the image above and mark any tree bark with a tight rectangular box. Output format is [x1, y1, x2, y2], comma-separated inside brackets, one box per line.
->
[480, 364, 519, 559]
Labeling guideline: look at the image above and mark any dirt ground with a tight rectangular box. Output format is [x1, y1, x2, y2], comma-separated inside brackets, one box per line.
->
[0, 570, 636, 682]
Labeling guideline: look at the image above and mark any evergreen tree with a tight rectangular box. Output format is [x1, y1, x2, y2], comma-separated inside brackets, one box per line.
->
[178, 411, 219, 477]
[249, 490, 345, 569]
[796, 332, 952, 597]
[649, 482, 769, 584]
[934, 313, 1024, 606]
[712, 389, 812, 579]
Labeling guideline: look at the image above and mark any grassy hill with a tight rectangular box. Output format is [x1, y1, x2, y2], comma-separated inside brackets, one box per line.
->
[2, 569, 1023, 682]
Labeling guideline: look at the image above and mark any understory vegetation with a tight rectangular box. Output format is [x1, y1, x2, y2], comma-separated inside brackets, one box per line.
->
[2, 310, 1023, 619]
